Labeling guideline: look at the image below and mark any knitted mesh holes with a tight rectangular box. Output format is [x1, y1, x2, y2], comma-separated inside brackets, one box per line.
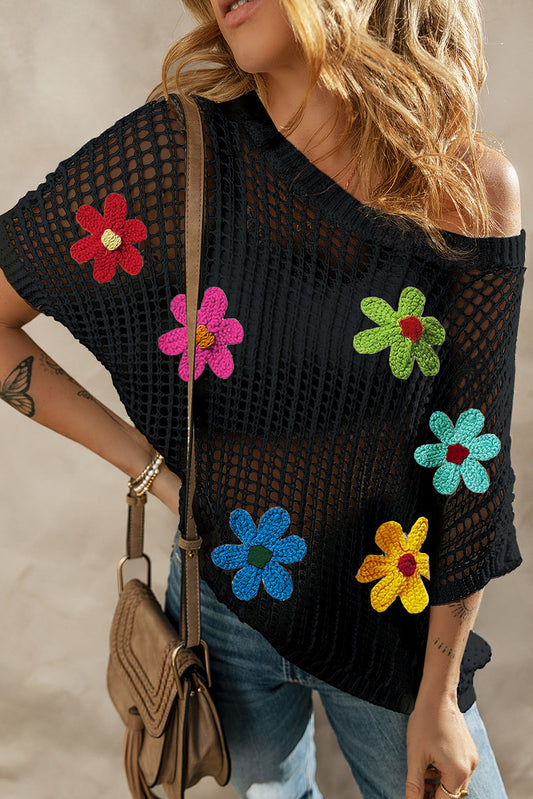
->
[211, 507, 307, 601]
[356, 518, 430, 613]
[158, 286, 243, 380]
[414, 409, 501, 495]
[0, 92, 523, 708]
[353, 286, 445, 379]
[70, 192, 147, 283]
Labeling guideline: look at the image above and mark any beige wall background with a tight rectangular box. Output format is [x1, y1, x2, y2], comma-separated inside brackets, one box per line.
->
[0, 1, 531, 797]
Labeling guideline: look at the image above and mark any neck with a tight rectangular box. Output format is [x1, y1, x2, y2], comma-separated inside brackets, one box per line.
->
[262, 68, 354, 182]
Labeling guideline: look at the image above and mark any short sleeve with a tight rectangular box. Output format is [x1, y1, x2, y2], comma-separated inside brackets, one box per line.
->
[424, 235, 526, 603]
[0, 96, 191, 478]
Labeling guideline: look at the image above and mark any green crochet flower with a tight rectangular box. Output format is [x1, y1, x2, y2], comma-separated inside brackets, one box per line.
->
[353, 287, 445, 379]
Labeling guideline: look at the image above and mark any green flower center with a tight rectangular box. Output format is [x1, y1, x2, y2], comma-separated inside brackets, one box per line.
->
[247, 544, 273, 569]
[196, 324, 215, 349]
[397, 553, 417, 577]
[399, 315, 424, 342]
[446, 443, 470, 465]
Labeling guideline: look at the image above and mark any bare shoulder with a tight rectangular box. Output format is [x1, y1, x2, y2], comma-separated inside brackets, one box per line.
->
[437, 144, 522, 238]
[477, 144, 522, 237]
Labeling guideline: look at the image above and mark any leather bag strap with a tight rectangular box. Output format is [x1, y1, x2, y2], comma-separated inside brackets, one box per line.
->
[125, 491, 147, 561]
[123, 93, 204, 650]
[172, 92, 205, 649]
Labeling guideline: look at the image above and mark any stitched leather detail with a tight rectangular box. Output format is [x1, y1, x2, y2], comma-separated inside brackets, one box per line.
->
[178, 535, 203, 551]
[108, 579, 204, 738]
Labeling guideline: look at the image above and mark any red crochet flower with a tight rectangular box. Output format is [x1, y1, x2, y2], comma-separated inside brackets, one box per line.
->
[70, 193, 147, 283]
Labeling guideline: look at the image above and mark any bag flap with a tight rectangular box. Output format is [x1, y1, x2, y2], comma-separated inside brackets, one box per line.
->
[108, 579, 189, 738]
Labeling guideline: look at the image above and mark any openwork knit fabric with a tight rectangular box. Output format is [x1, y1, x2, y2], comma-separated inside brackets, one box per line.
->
[0, 92, 526, 714]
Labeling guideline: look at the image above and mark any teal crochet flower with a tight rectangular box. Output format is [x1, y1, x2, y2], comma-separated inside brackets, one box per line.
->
[414, 409, 501, 495]
[211, 508, 306, 601]
[353, 286, 445, 379]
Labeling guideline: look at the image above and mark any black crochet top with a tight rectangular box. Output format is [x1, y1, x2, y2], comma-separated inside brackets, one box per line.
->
[0, 92, 526, 714]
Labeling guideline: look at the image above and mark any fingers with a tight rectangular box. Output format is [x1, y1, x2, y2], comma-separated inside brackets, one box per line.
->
[406, 760, 427, 799]
[406, 740, 440, 798]
[438, 763, 473, 797]
[405, 776, 426, 799]
[438, 782, 470, 798]
[408, 763, 472, 798]
[424, 764, 440, 798]
[423, 765, 470, 799]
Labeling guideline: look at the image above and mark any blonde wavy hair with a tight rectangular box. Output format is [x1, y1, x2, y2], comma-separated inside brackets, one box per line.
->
[149, 0, 503, 258]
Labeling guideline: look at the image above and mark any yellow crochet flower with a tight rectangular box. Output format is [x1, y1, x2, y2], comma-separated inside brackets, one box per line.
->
[356, 518, 430, 613]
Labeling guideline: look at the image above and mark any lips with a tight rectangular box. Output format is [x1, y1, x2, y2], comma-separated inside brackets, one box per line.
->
[219, 0, 236, 14]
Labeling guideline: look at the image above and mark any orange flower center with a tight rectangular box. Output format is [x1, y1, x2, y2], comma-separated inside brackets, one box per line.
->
[399, 316, 424, 342]
[397, 553, 417, 577]
[196, 324, 215, 349]
[446, 443, 470, 465]
[101, 228, 122, 252]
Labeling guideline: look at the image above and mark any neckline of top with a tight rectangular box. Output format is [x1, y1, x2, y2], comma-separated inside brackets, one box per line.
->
[212, 89, 526, 267]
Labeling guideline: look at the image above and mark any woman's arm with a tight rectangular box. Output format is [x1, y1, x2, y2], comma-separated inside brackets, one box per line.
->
[405, 593, 483, 798]
[0, 270, 181, 512]
[419, 592, 483, 696]
[405, 149, 522, 799]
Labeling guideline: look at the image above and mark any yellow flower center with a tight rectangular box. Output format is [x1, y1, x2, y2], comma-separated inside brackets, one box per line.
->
[196, 324, 215, 349]
[101, 228, 122, 251]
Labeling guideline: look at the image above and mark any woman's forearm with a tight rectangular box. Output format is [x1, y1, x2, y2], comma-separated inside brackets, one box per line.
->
[0, 325, 181, 510]
[418, 590, 484, 699]
[406, 592, 485, 794]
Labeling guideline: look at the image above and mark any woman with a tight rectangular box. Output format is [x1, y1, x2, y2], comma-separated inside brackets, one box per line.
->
[0, 1, 525, 798]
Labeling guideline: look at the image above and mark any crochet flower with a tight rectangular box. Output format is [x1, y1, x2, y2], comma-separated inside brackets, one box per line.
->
[353, 286, 445, 379]
[414, 409, 501, 495]
[356, 518, 430, 613]
[211, 508, 306, 601]
[70, 193, 147, 283]
[158, 287, 243, 381]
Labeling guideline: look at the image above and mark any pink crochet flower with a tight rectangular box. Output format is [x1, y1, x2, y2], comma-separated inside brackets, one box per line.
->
[158, 286, 243, 380]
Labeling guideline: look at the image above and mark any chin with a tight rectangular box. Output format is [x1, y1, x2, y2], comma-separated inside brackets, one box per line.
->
[221, 24, 299, 75]
[230, 47, 295, 76]
[230, 57, 267, 75]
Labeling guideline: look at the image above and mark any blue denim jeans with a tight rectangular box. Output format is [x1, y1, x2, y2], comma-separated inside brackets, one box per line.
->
[165, 548, 507, 799]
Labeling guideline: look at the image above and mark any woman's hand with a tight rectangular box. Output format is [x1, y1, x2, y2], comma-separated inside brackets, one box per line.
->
[407, 592, 485, 798]
[405, 691, 478, 799]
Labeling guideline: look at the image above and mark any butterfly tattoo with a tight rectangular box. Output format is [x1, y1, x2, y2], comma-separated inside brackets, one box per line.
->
[0, 356, 35, 417]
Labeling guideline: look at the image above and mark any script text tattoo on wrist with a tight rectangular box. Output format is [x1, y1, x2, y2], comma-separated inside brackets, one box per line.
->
[433, 637, 456, 659]
[0, 355, 35, 417]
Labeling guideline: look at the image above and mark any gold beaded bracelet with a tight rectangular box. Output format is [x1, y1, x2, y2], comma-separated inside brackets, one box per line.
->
[128, 452, 164, 496]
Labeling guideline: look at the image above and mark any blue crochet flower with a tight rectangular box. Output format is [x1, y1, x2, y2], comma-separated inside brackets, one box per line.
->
[414, 409, 501, 495]
[211, 507, 306, 601]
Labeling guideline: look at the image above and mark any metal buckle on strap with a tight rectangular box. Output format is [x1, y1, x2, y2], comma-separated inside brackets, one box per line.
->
[171, 639, 212, 700]
[117, 553, 152, 594]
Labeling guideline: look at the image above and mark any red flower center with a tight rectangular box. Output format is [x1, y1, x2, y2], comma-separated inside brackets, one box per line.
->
[446, 443, 470, 465]
[397, 553, 417, 577]
[196, 324, 215, 349]
[399, 316, 424, 342]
